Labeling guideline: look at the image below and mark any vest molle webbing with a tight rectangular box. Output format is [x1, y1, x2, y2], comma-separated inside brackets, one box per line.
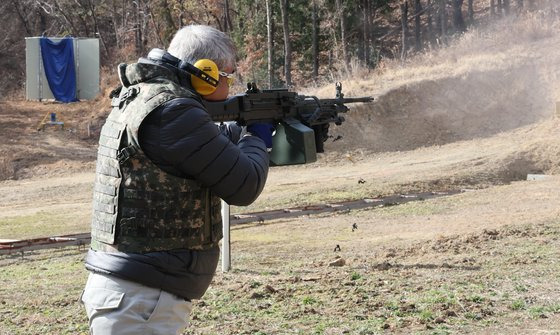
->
[90, 63, 223, 253]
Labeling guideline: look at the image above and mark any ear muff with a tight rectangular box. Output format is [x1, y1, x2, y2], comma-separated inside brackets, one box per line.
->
[146, 49, 220, 95]
[191, 59, 219, 96]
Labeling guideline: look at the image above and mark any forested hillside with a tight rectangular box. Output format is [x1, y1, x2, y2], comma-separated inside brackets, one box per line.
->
[0, 0, 554, 97]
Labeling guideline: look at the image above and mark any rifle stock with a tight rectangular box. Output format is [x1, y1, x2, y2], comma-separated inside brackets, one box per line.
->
[203, 83, 373, 166]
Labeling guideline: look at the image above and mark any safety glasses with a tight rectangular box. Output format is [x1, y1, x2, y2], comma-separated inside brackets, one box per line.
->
[219, 71, 235, 87]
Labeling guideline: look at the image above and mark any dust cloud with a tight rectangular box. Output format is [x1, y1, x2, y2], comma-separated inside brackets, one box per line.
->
[324, 10, 560, 154]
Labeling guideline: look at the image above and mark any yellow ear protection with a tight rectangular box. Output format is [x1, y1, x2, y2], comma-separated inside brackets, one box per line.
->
[146, 48, 220, 96]
[190, 59, 219, 95]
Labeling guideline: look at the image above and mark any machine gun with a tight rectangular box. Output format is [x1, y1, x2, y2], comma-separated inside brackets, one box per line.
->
[203, 82, 373, 166]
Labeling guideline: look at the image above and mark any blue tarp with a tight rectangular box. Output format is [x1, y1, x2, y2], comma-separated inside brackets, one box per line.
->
[40, 37, 78, 103]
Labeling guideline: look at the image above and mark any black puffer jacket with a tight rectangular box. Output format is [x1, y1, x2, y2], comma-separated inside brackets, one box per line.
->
[85, 74, 270, 300]
[139, 96, 269, 206]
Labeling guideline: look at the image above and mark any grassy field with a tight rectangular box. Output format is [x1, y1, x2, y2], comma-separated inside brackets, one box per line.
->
[193, 221, 560, 335]
[0, 208, 90, 240]
[2, 180, 560, 334]
[0, 249, 89, 335]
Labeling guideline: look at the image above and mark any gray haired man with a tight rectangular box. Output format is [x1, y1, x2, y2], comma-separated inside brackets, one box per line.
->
[81, 25, 273, 334]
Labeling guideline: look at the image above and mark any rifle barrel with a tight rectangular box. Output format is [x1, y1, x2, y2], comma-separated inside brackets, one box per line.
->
[300, 96, 373, 105]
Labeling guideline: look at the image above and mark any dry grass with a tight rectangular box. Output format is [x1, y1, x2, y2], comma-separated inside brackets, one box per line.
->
[309, 7, 560, 98]
[4, 178, 560, 334]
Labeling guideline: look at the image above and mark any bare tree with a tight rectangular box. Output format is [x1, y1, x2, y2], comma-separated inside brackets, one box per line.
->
[451, 0, 465, 32]
[143, 1, 165, 47]
[224, 0, 233, 32]
[133, 0, 150, 56]
[134, 1, 142, 55]
[110, 0, 127, 50]
[414, 0, 423, 51]
[266, 0, 274, 88]
[335, 0, 349, 71]
[401, 0, 409, 60]
[439, 0, 448, 43]
[503, 0, 510, 15]
[84, 0, 109, 57]
[363, 0, 372, 66]
[160, 0, 178, 43]
[427, 0, 435, 45]
[468, 0, 474, 22]
[176, 0, 190, 26]
[12, 0, 32, 35]
[312, 0, 319, 82]
[279, 0, 292, 87]
[40, 0, 78, 36]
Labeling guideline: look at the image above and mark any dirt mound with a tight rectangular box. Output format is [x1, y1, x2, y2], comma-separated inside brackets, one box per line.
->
[322, 14, 560, 154]
[333, 65, 551, 153]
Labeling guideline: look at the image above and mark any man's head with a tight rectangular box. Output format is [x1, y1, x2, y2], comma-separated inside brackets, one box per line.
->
[168, 25, 236, 101]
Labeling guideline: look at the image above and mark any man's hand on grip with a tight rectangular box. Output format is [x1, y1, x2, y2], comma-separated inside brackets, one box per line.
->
[247, 123, 275, 150]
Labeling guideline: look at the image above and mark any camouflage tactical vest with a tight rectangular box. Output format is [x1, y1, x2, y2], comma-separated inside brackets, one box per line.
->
[90, 62, 223, 253]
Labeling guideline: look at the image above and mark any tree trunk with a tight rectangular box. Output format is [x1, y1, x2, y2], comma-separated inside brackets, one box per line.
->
[357, 1, 364, 63]
[87, 0, 109, 59]
[38, 8, 47, 35]
[439, 0, 447, 42]
[517, 0, 523, 11]
[401, 1, 409, 60]
[468, 0, 474, 22]
[144, 1, 165, 46]
[12, 0, 32, 35]
[134, 1, 143, 56]
[279, 0, 292, 87]
[427, 0, 435, 46]
[312, 0, 319, 82]
[414, 0, 423, 52]
[53, 0, 78, 36]
[336, 0, 349, 71]
[224, 0, 232, 32]
[503, 0, 510, 15]
[160, 0, 177, 43]
[266, 0, 274, 88]
[121, 0, 128, 47]
[491, 0, 495, 16]
[111, 0, 120, 49]
[73, 0, 91, 36]
[364, 0, 372, 66]
[39, 11, 47, 36]
[497, 0, 503, 15]
[452, 0, 465, 32]
[77, 13, 91, 37]
[362, 0, 369, 64]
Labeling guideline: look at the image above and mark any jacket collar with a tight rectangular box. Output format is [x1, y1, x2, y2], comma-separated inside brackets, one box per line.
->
[119, 58, 192, 88]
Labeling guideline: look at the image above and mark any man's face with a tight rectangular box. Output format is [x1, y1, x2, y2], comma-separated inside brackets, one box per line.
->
[203, 65, 235, 101]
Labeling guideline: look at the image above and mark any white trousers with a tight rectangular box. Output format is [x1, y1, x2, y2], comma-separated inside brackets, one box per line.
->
[81, 272, 192, 335]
